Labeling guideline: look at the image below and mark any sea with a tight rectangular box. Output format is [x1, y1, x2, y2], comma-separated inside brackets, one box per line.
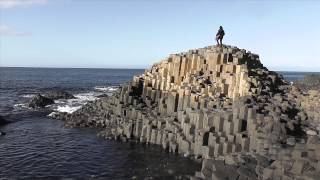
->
[0, 67, 319, 179]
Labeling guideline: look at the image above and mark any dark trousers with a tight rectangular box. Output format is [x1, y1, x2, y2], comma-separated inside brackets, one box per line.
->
[216, 35, 223, 45]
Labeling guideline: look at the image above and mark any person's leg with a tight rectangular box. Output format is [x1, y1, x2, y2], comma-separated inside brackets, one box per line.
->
[219, 38, 223, 46]
[216, 36, 220, 45]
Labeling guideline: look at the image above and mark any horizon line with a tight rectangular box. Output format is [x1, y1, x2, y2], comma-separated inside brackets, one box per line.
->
[0, 66, 146, 70]
[1, 66, 320, 73]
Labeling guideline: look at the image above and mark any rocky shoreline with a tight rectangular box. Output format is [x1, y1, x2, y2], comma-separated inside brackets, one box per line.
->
[54, 45, 320, 180]
[294, 74, 320, 92]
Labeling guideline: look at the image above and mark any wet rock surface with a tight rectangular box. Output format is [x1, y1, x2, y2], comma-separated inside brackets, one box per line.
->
[28, 94, 54, 108]
[55, 45, 320, 179]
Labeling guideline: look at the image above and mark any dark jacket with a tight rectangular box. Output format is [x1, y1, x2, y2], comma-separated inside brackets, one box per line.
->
[216, 29, 225, 37]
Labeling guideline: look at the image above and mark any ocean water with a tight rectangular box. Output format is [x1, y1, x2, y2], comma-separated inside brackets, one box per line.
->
[0, 67, 318, 179]
[0, 67, 144, 117]
[279, 71, 320, 82]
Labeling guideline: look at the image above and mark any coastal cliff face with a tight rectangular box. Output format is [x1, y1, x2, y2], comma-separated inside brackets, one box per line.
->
[57, 45, 320, 180]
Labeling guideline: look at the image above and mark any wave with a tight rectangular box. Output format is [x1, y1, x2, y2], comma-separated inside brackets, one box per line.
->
[56, 105, 82, 114]
[94, 86, 118, 92]
[21, 94, 36, 98]
[17, 86, 117, 116]
[14, 103, 28, 108]
[48, 112, 58, 117]
[74, 92, 99, 102]
[49, 91, 100, 115]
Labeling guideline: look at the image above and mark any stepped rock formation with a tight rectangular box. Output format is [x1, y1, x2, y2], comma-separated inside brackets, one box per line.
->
[56, 45, 320, 180]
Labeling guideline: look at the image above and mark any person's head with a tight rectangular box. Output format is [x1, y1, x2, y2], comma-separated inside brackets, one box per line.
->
[219, 26, 223, 29]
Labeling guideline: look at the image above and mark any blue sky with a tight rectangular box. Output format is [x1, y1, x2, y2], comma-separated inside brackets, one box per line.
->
[0, 0, 319, 71]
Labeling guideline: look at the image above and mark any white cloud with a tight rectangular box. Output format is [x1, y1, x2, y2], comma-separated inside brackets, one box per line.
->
[0, 24, 31, 36]
[0, 0, 48, 9]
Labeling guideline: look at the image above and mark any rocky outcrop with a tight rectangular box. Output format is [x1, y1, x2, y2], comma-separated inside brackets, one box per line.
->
[45, 90, 75, 100]
[292, 75, 320, 129]
[292, 87, 320, 132]
[27, 91, 74, 109]
[28, 94, 54, 108]
[57, 45, 320, 179]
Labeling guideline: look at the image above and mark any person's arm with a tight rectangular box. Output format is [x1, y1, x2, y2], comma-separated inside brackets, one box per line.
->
[216, 29, 221, 36]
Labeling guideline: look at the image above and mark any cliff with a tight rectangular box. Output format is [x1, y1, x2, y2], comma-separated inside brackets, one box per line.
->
[56, 45, 320, 180]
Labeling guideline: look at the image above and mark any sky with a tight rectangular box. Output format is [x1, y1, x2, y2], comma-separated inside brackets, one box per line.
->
[0, 0, 319, 71]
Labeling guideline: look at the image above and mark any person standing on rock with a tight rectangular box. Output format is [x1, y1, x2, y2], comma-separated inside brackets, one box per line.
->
[216, 26, 225, 46]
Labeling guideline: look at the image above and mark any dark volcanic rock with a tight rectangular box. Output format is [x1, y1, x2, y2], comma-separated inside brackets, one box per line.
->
[28, 94, 54, 108]
[45, 90, 75, 100]
[0, 116, 9, 126]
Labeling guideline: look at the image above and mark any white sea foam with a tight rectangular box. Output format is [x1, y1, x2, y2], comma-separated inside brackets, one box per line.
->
[56, 105, 82, 114]
[49, 92, 97, 115]
[54, 99, 66, 104]
[14, 103, 28, 108]
[74, 92, 99, 102]
[94, 86, 118, 92]
[13, 103, 33, 110]
[48, 87, 115, 115]
[48, 112, 57, 117]
[21, 94, 36, 98]
[94, 86, 109, 92]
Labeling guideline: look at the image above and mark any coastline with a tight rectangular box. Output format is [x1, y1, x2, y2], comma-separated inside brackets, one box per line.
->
[1, 46, 320, 179]
[52, 45, 320, 179]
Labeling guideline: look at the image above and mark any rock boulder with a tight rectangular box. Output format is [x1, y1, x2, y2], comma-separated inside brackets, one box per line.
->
[28, 94, 54, 108]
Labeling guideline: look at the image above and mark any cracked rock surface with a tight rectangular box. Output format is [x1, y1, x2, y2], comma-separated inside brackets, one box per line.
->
[55, 45, 320, 180]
